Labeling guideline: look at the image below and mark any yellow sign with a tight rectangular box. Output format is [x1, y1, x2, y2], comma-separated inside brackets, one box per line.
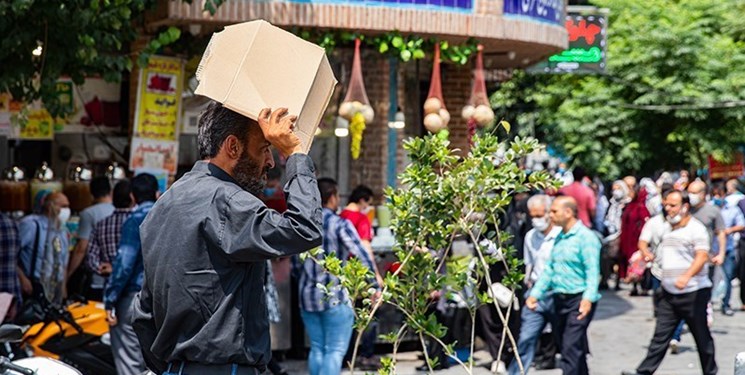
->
[134, 56, 184, 141]
[20, 109, 54, 140]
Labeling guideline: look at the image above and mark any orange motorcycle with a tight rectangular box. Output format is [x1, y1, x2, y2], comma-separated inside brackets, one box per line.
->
[13, 296, 115, 375]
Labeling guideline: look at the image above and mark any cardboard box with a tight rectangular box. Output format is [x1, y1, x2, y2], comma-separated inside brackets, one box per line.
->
[195, 20, 337, 153]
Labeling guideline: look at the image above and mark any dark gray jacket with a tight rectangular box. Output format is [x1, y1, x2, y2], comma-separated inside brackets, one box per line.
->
[132, 155, 322, 372]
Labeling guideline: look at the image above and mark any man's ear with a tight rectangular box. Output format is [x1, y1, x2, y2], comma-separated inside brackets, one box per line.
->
[225, 135, 242, 159]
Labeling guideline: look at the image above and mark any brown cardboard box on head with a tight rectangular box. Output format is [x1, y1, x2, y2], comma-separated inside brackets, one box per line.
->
[195, 20, 338, 153]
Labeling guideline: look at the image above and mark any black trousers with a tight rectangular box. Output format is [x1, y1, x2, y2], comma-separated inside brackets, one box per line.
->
[477, 303, 519, 365]
[553, 293, 595, 375]
[636, 288, 717, 375]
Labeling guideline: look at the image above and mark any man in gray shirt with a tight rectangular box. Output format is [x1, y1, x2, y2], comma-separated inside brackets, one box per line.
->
[687, 180, 726, 264]
[67, 177, 114, 297]
[132, 102, 322, 375]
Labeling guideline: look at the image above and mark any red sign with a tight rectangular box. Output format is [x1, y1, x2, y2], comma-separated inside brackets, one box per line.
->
[708, 153, 744, 179]
[567, 19, 602, 44]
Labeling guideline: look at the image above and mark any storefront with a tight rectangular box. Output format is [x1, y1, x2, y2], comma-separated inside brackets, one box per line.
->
[0, 0, 568, 354]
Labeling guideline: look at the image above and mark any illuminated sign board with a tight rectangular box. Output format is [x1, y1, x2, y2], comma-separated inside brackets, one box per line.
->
[289, 0, 473, 12]
[503, 0, 565, 26]
[531, 12, 607, 74]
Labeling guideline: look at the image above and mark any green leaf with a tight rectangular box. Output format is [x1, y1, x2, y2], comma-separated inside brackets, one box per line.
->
[400, 49, 412, 61]
[391, 36, 404, 48]
[500, 120, 511, 133]
[378, 42, 389, 54]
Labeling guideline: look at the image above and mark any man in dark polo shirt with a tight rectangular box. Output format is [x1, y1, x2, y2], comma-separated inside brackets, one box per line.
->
[132, 102, 323, 375]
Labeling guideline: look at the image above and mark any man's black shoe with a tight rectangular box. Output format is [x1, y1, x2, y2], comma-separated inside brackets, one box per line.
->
[416, 362, 449, 372]
[534, 360, 556, 370]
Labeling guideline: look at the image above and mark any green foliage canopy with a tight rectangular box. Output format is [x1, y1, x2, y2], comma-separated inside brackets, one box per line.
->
[492, 0, 745, 179]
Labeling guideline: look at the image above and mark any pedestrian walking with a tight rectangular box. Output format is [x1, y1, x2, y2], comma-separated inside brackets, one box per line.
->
[85, 180, 133, 301]
[297, 178, 380, 375]
[620, 187, 650, 295]
[718, 179, 745, 316]
[104, 174, 158, 375]
[67, 177, 114, 298]
[622, 190, 717, 375]
[558, 167, 596, 228]
[0, 212, 21, 322]
[17, 192, 71, 306]
[526, 196, 601, 375]
[132, 103, 323, 375]
[508, 194, 561, 375]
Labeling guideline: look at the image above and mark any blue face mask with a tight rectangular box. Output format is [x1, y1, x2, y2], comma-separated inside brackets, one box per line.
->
[713, 198, 725, 207]
[263, 188, 277, 197]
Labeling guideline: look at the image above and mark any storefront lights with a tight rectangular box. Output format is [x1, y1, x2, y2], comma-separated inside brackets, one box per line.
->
[334, 116, 349, 137]
[389, 110, 405, 129]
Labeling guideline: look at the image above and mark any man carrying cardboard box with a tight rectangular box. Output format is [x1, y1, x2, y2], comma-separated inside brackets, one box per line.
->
[132, 20, 335, 374]
[132, 102, 324, 375]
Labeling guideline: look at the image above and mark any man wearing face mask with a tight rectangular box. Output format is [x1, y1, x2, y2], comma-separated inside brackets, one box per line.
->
[622, 190, 716, 375]
[508, 194, 561, 375]
[132, 102, 323, 375]
[526, 196, 601, 375]
[17, 192, 71, 305]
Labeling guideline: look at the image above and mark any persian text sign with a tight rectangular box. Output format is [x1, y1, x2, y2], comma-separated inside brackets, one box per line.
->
[530, 12, 607, 74]
[709, 153, 744, 180]
[289, 0, 473, 11]
[503, 0, 564, 25]
[20, 109, 54, 140]
[134, 56, 184, 141]
[129, 137, 179, 175]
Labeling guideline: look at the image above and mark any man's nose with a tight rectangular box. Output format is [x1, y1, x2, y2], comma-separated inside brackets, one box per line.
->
[266, 155, 275, 170]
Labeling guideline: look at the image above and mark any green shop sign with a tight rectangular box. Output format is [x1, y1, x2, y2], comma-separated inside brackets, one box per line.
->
[531, 12, 607, 74]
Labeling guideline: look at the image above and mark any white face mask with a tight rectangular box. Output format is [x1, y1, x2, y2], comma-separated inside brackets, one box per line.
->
[688, 194, 702, 207]
[531, 216, 550, 231]
[58, 207, 71, 224]
[666, 206, 687, 224]
[612, 189, 626, 200]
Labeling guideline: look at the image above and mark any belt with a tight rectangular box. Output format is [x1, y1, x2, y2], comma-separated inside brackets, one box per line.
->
[554, 292, 582, 300]
[165, 362, 262, 375]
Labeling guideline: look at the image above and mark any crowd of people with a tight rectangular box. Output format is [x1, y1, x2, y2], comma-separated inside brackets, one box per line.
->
[1, 100, 744, 375]
[482, 167, 745, 375]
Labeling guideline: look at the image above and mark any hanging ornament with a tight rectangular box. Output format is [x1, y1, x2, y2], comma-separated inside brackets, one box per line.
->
[423, 43, 449, 134]
[461, 45, 495, 132]
[338, 38, 373, 159]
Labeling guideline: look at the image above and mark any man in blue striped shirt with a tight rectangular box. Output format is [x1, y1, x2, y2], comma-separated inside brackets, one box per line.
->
[526, 195, 601, 375]
[297, 178, 380, 375]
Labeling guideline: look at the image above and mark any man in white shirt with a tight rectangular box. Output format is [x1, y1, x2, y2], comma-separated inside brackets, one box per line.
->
[623, 190, 717, 375]
[508, 195, 562, 375]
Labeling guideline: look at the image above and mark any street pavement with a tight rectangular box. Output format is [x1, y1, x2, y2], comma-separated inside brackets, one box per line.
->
[282, 282, 744, 374]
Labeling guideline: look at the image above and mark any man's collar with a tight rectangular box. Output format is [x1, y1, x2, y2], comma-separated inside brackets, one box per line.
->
[204, 161, 240, 187]
[560, 220, 582, 236]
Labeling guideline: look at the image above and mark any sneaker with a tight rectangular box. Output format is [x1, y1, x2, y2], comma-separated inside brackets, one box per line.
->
[490, 360, 507, 374]
[669, 339, 679, 354]
[723, 307, 735, 316]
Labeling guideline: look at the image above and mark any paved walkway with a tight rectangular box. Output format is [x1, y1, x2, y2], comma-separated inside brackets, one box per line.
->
[282, 283, 745, 374]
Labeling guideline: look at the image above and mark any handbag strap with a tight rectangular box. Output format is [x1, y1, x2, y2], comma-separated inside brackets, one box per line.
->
[29, 220, 41, 282]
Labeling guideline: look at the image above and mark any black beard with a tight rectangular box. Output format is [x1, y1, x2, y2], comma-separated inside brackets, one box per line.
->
[233, 150, 266, 196]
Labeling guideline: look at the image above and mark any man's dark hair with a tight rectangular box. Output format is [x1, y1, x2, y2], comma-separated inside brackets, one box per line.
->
[112, 180, 132, 209]
[317, 178, 338, 206]
[348, 185, 373, 205]
[663, 189, 690, 206]
[197, 101, 257, 159]
[711, 181, 725, 196]
[131, 174, 159, 204]
[572, 167, 587, 182]
[90, 176, 112, 199]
